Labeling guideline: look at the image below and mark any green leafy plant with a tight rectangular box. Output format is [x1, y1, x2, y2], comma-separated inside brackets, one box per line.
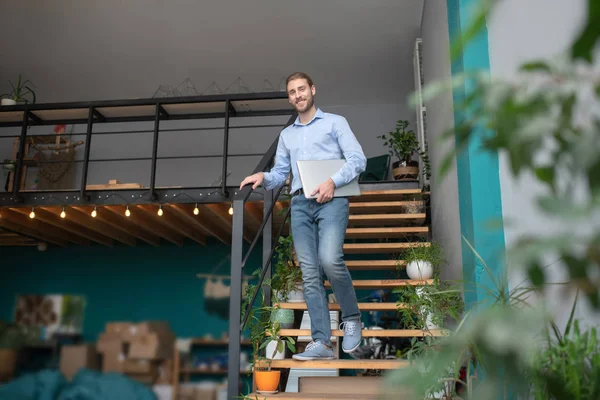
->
[268, 236, 303, 302]
[401, 242, 444, 273]
[0, 321, 39, 349]
[378, 120, 420, 163]
[258, 318, 296, 372]
[394, 279, 464, 332]
[1, 75, 36, 104]
[528, 292, 600, 400]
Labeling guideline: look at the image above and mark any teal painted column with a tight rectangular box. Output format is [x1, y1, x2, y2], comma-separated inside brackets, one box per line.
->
[446, 0, 507, 309]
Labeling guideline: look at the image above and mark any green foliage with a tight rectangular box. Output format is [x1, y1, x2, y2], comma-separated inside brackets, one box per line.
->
[268, 235, 303, 301]
[378, 120, 420, 163]
[0, 321, 39, 349]
[394, 279, 464, 331]
[1, 75, 36, 104]
[402, 242, 444, 271]
[529, 294, 600, 400]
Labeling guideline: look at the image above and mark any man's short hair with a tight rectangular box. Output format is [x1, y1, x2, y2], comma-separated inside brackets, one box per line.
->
[286, 72, 314, 88]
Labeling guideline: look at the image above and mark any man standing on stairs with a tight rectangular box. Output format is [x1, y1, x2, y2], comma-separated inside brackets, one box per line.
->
[239, 72, 366, 360]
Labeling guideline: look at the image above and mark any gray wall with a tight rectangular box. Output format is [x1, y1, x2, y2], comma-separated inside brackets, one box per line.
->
[420, 0, 463, 281]
[0, 101, 410, 193]
[487, 0, 600, 329]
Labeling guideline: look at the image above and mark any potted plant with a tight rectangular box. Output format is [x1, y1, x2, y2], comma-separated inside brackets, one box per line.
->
[401, 242, 444, 280]
[269, 236, 304, 303]
[377, 120, 420, 180]
[1, 75, 36, 106]
[0, 322, 37, 381]
[247, 305, 295, 394]
[395, 279, 464, 332]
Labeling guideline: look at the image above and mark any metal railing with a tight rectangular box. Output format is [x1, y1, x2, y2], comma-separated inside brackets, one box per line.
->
[0, 93, 292, 206]
[226, 114, 296, 399]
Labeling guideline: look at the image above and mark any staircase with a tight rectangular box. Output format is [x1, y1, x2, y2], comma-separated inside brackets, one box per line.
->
[248, 188, 437, 399]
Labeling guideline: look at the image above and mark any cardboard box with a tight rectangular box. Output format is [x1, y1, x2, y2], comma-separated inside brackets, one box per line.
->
[105, 322, 137, 342]
[156, 359, 173, 384]
[135, 321, 172, 336]
[59, 344, 100, 380]
[97, 332, 128, 353]
[129, 333, 175, 360]
[123, 359, 159, 374]
[101, 349, 125, 373]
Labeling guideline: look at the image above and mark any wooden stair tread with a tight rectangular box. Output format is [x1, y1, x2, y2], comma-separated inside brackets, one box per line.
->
[277, 329, 444, 337]
[344, 242, 429, 254]
[325, 279, 432, 289]
[349, 201, 422, 213]
[350, 190, 430, 202]
[348, 213, 425, 226]
[256, 358, 408, 370]
[277, 302, 401, 310]
[346, 260, 404, 270]
[346, 226, 428, 238]
[248, 393, 380, 399]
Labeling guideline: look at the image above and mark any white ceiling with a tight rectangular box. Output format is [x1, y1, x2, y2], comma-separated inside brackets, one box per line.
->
[0, 0, 424, 106]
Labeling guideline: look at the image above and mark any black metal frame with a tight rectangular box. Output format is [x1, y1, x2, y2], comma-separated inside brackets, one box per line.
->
[226, 114, 296, 399]
[0, 92, 293, 206]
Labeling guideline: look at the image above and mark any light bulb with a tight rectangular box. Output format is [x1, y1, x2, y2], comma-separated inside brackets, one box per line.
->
[157, 205, 163, 216]
[91, 207, 97, 218]
[29, 208, 35, 219]
[193, 203, 199, 215]
[228, 206, 233, 215]
[60, 208, 66, 219]
[125, 206, 131, 217]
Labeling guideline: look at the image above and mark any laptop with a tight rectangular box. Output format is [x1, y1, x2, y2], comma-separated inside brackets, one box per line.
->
[296, 159, 361, 199]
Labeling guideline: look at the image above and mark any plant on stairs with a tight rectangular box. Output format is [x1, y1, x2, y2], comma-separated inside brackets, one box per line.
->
[268, 235, 304, 302]
[401, 241, 444, 280]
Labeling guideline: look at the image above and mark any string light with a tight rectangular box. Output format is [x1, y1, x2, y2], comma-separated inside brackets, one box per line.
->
[60, 207, 66, 219]
[91, 207, 97, 218]
[29, 207, 35, 219]
[125, 206, 131, 217]
[228, 204, 234, 215]
[193, 203, 199, 215]
[157, 205, 163, 216]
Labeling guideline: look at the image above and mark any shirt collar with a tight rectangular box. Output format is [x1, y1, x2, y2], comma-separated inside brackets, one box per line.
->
[293, 108, 324, 126]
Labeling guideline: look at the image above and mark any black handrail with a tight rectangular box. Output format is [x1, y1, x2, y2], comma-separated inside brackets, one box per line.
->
[241, 205, 291, 328]
[227, 113, 296, 400]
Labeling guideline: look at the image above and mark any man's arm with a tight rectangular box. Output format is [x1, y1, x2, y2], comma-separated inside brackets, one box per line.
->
[330, 116, 367, 187]
[262, 134, 291, 191]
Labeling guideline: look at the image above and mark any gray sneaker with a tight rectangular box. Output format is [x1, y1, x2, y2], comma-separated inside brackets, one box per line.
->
[340, 319, 363, 353]
[292, 341, 335, 361]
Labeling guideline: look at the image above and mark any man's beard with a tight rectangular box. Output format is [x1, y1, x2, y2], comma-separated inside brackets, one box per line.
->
[294, 95, 314, 113]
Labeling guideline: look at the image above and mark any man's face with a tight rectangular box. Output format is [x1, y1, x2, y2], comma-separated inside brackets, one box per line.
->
[287, 78, 315, 113]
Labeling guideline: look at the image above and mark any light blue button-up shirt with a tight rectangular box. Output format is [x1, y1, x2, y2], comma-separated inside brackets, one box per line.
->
[263, 108, 366, 193]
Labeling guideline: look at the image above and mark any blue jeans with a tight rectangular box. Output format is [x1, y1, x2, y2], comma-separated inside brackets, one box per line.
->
[290, 195, 361, 346]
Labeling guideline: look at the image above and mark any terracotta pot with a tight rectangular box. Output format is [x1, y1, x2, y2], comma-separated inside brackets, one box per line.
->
[255, 370, 281, 393]
[0, 349, 17, 378]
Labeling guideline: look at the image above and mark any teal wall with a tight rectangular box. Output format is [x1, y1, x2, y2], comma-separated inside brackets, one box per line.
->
[0, 240, 262, 342]
[446, 0, 507, 308]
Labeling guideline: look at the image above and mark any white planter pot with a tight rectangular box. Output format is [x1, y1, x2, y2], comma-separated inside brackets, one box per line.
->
[266, 340, 285, 360]
[416, 287, 439, 330]
[287, 284, 304, 303]
[1, 99, 17, 106]
[406, 260, 433, 280]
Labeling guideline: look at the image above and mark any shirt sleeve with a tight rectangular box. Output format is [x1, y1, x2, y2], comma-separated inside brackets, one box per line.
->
[330, 117, 367, 188]
[263, 133, 291, 191]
